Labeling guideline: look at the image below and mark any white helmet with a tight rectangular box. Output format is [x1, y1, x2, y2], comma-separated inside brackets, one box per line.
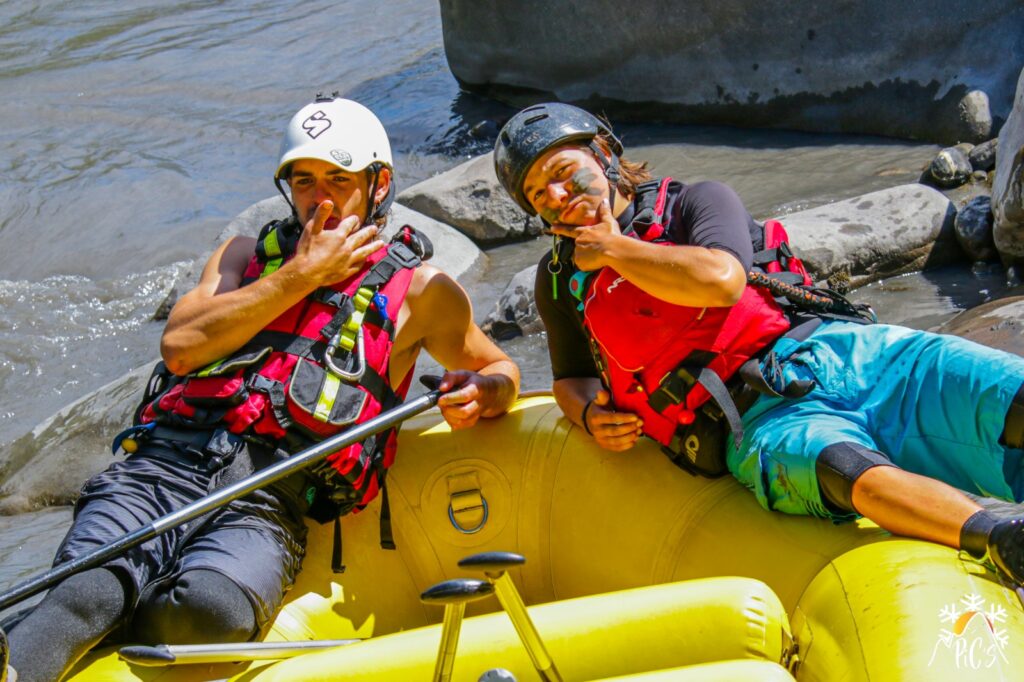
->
[275, 96, 395, 222]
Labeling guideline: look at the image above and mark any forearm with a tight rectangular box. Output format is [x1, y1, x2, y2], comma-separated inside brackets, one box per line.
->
[476, 359, 521, 417]
[161, 263, 316, 375]
[599, 236, 744, 307]
[553, 377, 601, 428]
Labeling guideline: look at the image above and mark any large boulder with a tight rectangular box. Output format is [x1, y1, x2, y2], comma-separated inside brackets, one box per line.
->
[398, 153, 543, 244]
[994, 68, 1024, 263]
[937, 295, 1024, 357]
[0, 362, 155, 513]
[776, 184, 962, 286]
[440, 0, 1024, 144]
[389, 204, 486, 282]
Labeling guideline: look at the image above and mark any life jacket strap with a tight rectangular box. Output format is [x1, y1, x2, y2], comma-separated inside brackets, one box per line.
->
[648, 350, 746, 448]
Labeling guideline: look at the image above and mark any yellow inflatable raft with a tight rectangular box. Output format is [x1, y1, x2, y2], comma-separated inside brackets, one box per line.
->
[67, 395, 1024, 681]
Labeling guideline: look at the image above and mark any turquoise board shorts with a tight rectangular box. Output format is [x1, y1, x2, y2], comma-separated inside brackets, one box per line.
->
[726, 321, 1024, 520]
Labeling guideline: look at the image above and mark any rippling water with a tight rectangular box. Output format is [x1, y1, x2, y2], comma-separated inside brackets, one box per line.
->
[0, 0, 1012, 591]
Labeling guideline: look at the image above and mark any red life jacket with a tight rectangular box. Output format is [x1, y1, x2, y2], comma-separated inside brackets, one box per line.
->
[580, 178, 812, 462]
[141, 218, 425, 515]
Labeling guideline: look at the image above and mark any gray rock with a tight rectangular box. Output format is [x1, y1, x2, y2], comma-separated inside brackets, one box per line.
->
[0, 363, 156, 513]
[481, 265, 542, 341]
[775, 184, 962, 287]
[398, 153, 544, 244]
[954, 196, 998, 262]
[216, 195, 292, 243]
[969, 138, 998, 172]
[957, 90, 993, 143]
[929, 147, 973, 188]
[440, 0, 1024, 144]
[937, 295, 1024, 357]
[388, 204, 485, 283]
[994, 67, 1024, 262]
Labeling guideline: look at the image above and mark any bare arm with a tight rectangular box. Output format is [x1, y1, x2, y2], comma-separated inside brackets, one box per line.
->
[553, 377, 642, 451]
[401, 265, 520, 428]
[550, 201, 746, 308]
[161, 201, 384, 375]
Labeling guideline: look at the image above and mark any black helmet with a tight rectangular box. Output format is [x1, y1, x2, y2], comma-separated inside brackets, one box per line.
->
[494, 103, 623, 215]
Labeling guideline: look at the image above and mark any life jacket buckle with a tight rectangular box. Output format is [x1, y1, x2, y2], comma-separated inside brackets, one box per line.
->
[325, 327, 367, 382]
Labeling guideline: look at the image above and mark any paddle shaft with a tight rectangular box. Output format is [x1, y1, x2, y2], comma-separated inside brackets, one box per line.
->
[118, 639, 362, 665]
[0, 390, 440, 612]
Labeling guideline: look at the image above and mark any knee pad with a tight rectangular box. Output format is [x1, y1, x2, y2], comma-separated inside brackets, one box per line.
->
[1001, 383, 1024, 450]
[815, 442, 895, 514]
[134, 569, 256, 645]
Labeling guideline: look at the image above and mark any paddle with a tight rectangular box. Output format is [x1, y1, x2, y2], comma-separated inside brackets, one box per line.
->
[0, 382, 442, 613]
[118, 639, 362, 665]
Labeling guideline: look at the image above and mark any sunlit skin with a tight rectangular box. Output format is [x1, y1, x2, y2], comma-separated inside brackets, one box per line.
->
[161, 158, 519, 430]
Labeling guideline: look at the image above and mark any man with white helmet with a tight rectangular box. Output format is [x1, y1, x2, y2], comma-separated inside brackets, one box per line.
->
[3, 96, 519, 682]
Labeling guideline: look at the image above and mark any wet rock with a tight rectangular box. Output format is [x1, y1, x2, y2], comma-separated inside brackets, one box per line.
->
[398, 153, 544, 244]
[969, 138, 998, 172]
[971, 170, 989, 184]
[957, 90, 993, 143]
[481, 265, 542, 341]
[954, 196, 998, 263]
[0, 363, 156, 512]
[152, 285, 179, 321]
[776, 184, 962, 287]
[937, 295, 1024, 357]
[993, 67, 1024, 262]
[928, 147, 973, 188]
[440, 1, 1024, 144]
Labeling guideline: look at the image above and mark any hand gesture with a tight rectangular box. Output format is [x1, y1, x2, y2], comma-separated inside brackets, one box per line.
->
[294, 200, 385, 286]
[583, 389, 643, 452]
[548, 200, 621, 271]
[436, 370, 493, 430]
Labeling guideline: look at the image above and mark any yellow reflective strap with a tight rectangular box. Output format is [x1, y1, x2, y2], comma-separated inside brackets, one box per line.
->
[260, 257, 283, 278]
[314, 371, 341, 422]
[263, 228, 282, 258]
[337, 287, 374, 352]
[196, 358, 226, 377]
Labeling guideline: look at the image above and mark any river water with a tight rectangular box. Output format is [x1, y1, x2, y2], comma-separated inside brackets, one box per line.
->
[0, 0, 1019, 598]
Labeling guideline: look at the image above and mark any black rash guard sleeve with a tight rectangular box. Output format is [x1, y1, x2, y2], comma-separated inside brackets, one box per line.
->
[534, 250, 600, 380]
[667, 180, 755, 272]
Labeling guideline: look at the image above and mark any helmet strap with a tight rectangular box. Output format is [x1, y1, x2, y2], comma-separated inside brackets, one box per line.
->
[365, 166, 382, 226]
[274, 176, 298, 217]
[588, 140, 620, 214]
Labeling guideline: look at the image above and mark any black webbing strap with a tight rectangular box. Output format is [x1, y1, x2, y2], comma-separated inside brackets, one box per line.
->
[737, 318, 822, 399]
[692, 367, 745, 448]
[332, 517, 345, 574]
[246, 374, 292, 429]
[379, 482, 395, 550]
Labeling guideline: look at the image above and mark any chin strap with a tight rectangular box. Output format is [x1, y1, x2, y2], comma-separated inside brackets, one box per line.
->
[274, 176, 298, 218]
[588, 140, 621, 213]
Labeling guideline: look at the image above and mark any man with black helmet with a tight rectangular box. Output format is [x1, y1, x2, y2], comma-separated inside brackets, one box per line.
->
[493, 102, 1024, 589]
[3, 97, 519, 682]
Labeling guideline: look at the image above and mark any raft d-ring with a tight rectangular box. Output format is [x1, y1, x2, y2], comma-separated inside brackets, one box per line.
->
[448, 490, 489, 534]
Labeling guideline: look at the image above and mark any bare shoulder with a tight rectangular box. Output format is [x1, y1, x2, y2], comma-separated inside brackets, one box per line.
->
[194, 235, 257, 295]
[407, 263, 470, 309]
